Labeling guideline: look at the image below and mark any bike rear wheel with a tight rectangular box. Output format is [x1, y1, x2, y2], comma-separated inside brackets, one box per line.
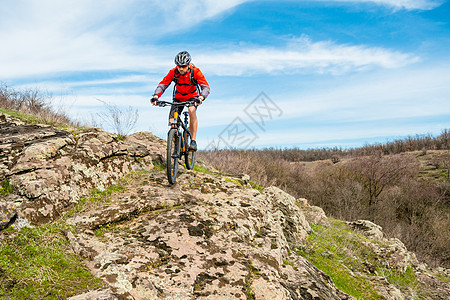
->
[167, 128, 179, 184]
[184, 130, 196, 170]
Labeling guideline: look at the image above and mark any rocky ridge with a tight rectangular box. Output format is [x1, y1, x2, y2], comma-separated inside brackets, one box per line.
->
[1, 112, 449, 299]
[0, 112, 165, 226]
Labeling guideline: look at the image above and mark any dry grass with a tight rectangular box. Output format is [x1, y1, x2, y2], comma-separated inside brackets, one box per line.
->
[0, 83, 77, 127]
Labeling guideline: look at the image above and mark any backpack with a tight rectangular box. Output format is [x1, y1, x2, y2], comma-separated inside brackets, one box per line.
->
[173, 64, 200, 96]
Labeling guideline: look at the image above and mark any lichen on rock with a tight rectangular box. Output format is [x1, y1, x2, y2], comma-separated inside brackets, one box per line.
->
[0, 113, 165, 225]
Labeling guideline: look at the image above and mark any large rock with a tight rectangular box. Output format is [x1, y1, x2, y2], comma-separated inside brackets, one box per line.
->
[347, 220, 384, 240]
[297, 197, 331, 226]
[347, 220, 420, 272]
[66, 170, 353, 299]
[0, 113, 165, 224]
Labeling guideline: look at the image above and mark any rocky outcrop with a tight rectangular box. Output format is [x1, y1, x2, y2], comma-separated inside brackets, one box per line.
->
[296, 198, 330, 227]
[62, 167, 450, 300]
[345, 220, 450, 299]
[0, 112, 165, 225]
[66, 169, 353, 299]
[347, 220, 421, 272]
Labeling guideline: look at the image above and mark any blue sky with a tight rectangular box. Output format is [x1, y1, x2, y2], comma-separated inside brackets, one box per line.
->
[1, 0, 449, 149]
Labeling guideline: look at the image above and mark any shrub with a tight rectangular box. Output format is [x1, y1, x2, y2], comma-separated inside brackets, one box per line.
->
[0, 83, 76, 127]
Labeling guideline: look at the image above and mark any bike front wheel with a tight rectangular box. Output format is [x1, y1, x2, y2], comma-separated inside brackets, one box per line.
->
[167, 128, 179, 184]
[184, 130, 196, 170]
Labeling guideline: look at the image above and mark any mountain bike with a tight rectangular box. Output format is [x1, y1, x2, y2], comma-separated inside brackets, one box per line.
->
[155, 99, 200, 184]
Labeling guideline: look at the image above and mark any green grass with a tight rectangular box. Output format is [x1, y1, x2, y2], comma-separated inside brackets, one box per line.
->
[435, 272, 450, 283]
[90, 184, 126, 197]
[94, 223, 113, 240]
[249, 181, 264, 193]
[224, 177, 243, 186]
[426, 168, 449, 181]
[64, 181, 137, 241]
[0, 107, 86, 134]
[295, 219, 427, 299]
[194, 165, 242, 186]
[153, 161, 166, 171]
[0, 222, 103, 299]
[282, 259, 296, 270]
[116, 134, 127, 141]
[0, 180, 131, 299]
[64, 183, 127, 219]
[378, 267, 417, 290]
[245, 277, 255, 300]
[0, 107, 45, 124]
[0, 178, 13, 196]
[417, 152, 450, 182]
[244, 261, 260, 300]
[193, 165, 214, 175]
[192, 164, 265, 192]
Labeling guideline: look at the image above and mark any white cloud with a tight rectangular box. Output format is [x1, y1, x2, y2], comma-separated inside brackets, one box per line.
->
[25, 62, 447, 148]
[196, 63, 450, 148]
[15, 75, 159, 94]
[197, 36, 419, 76]
[158, 0, 250, 31]
[272, 63, 450, 125]
[364, 0, 443, 10]
[0, 0, 249, 80]
[323, 0, 443, 10]
[0, 1, 422, 81]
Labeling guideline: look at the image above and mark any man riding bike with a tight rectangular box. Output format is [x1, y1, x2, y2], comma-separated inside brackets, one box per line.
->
[151, 51, 210, 151]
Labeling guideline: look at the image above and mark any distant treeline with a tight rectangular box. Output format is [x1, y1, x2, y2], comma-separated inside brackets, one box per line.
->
[215, 130, 450, 163]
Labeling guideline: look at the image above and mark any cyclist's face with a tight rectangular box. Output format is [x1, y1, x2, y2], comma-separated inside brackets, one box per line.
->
[176, 65, 189, 75]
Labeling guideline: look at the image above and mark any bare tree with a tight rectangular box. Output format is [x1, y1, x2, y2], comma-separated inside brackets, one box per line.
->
[95, 99, 139, 138]
[344, 154, 419, 220]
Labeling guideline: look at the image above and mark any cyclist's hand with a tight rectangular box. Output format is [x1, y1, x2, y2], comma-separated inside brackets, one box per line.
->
[195, 96, 204, 106]
[151, 96, 159, 106]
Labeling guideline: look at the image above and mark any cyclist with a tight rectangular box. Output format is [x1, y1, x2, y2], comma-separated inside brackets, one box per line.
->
[151, 51, 210, 151]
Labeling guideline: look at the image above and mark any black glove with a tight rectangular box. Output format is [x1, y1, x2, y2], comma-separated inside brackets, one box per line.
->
[151, 96, 158, 105]
[195, 96, 203, 104]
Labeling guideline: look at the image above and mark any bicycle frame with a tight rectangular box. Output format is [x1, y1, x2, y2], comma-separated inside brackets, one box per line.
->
[159, 100, 196, 154]
[170, 111, 190, 158]
[156, 99, 199, 183]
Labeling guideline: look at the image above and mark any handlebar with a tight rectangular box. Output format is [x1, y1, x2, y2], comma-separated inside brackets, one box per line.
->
[154, 98, 201, 108]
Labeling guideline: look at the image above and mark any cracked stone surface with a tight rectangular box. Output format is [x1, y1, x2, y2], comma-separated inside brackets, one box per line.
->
[66, 170, 353, 299]
[0, 113, 165, 224]
[64, 168, 450, 300]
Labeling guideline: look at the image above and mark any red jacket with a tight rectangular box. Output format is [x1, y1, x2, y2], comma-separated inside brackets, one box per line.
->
[154, 64, 210, 102]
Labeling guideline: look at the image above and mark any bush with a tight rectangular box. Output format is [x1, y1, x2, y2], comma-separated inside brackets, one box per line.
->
[0, 83, 76, 126]
[94, 99, 139, 138]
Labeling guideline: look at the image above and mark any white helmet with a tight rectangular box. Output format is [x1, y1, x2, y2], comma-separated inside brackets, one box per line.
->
[174, 51, 191, 66]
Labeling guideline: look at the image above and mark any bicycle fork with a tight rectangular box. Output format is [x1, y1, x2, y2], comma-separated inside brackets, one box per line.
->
[172, 131, 184, 159]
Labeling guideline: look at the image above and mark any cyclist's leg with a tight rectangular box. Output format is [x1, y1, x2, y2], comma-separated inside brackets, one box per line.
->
[188, 105, 198, 140]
